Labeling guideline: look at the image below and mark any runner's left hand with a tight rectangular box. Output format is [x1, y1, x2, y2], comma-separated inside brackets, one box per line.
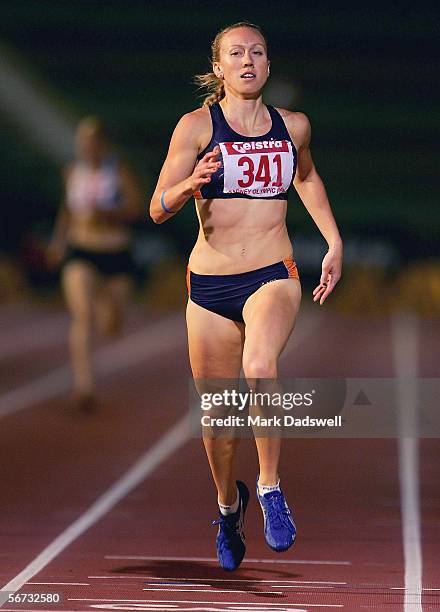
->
[313, 245, 343, 305]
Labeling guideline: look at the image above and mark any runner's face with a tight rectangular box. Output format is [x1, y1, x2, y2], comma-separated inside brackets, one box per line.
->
[216, 27, 269, 97]
[75, 128, 104, 164]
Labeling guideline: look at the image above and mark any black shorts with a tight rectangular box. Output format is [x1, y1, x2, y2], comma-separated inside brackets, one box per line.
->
[187, 257, 300, 323]
[63, 245, 134, 277]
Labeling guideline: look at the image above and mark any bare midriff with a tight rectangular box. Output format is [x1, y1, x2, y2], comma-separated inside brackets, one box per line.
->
[188, 196, 293, 274]
[68, 217, 130, 252]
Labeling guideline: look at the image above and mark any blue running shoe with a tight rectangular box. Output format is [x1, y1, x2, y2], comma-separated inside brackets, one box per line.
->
[212, 480, 249, 571]
[257, 480, 296, 552]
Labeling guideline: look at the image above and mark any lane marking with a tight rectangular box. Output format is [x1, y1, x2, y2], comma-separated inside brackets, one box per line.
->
[0, 313, 184, 419]
[144, 582, 331, 591]
[142, 588, 283, 595]
[89, 576, 439, 590]
[391, 587, 440, 591]
[89, 576, 347, 584]
[27, 582, 89, 586]
[392, 313, 423, 612]
[143, 582, 209, 587]
[0, 365, 71, 419]
[91, 607, 180, 612]
[0, 314, 67, 359]
[269, 586, 331, 589]
[0, 414, 192, 602]
[90, 606, 308, 612]
[105, 555, 351, 566]
[69, 599, 343, 608]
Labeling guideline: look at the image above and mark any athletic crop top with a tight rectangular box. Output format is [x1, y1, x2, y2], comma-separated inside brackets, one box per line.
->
[195, 103, 297, 201]
[66, 154, 122, 214]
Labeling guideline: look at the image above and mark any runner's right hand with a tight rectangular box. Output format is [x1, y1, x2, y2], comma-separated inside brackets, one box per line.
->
[46, 241, 66, 269]
[188, 146, 221, 193]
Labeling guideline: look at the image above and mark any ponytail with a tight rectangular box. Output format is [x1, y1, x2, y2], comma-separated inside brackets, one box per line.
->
[194, 72, 225, 107]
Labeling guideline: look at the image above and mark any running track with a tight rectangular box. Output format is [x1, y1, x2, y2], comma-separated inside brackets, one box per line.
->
[0, 303, 439, 611]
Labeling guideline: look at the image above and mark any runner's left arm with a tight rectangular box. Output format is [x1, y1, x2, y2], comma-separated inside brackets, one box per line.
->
[288, 111, 343, 304]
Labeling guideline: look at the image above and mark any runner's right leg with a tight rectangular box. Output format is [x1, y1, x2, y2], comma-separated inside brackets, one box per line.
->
[186, 298, 244, 505]
[62, 260, 98, 399]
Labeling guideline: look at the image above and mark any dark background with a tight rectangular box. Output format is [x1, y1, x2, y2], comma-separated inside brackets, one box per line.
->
[0, 0, 438, 290]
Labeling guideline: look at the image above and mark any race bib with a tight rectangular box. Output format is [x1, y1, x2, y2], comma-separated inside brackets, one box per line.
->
[219, 140, 295, 198]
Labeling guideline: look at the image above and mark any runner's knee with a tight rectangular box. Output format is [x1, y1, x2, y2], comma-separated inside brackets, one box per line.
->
[243, 356, 277, 385]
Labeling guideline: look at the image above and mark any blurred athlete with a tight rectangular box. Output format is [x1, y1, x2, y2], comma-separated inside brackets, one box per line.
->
[48, 117, 143, 411]
[150, 22, 342, 570]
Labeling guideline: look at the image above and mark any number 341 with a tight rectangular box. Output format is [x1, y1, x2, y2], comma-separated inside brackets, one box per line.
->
[238, 154, 282, 188]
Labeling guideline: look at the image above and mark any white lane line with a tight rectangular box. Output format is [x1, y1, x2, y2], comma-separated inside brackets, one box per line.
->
[391, 587, 440, 591]
[392, 313, 423, 612]
[270, 581, 345, 585]
[90, 576, 436, 590]
[142, 588, 283, 595]
[0, 414, 192, 602]
[105, 555, 351, 566]
[90, 575, 347, 584]
[0, 314, 67, 359]
[270, 586, 331, 589]
[144, 582, 210, 587]
[90, 607, 308, 612]
[144, 581, 333, 590]
[70, 599, 343, 608]
[91, 607, 179, 612]
[0, 313, 184, 419]
[27, 582, 89, 586]
[0, 365, 71, 418]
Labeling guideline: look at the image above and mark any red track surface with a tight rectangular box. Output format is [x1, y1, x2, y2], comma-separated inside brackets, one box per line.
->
[0, 304, 439, 611]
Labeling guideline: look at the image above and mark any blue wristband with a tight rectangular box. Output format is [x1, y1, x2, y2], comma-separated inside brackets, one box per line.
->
[161, 191, 175, 214]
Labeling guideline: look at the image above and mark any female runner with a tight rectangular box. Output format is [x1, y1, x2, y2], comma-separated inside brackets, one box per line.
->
[150, 22, 342, 570]
[48, 117, 143, 411]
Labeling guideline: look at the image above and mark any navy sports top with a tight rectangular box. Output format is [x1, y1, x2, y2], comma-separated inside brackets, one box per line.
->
[195, 103, 297, 201]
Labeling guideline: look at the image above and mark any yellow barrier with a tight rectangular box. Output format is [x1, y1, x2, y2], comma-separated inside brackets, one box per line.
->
[141, 257, 187, 312]
[0, 256, 30, 303]
[331, 262, 440, 317]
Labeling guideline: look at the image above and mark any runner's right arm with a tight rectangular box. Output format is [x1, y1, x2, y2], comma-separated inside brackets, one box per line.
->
[46, 165, 73, 267]
[149, 111, 220, 224]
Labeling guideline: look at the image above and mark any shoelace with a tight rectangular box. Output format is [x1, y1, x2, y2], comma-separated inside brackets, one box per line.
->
[212, 516, 240, 553]
[264, 491, 293, 530]
[212, 515, 238, 532]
